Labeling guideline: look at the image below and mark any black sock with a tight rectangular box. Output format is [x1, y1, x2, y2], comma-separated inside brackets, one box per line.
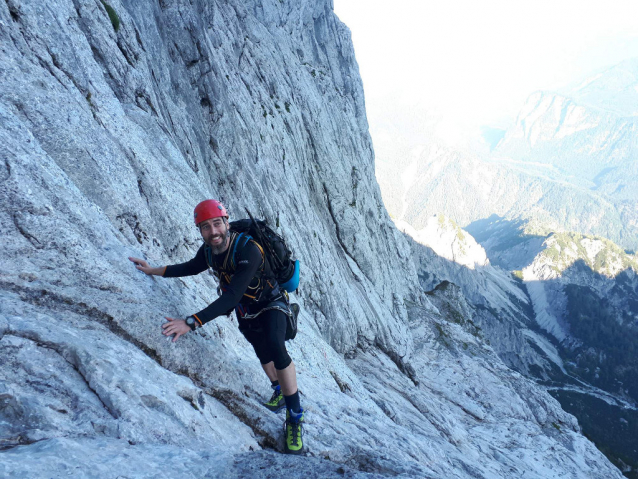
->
[271, 380, 280, 389]
[283, 390, 301, 413]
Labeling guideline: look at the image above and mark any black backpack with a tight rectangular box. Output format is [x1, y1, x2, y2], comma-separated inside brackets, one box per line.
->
[230, 210, 301, 341]
[229, 209, 299, 292]
[286, 303, 299, 341]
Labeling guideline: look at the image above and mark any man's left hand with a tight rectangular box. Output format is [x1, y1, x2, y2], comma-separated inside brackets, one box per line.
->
[162, 317, 190, 342]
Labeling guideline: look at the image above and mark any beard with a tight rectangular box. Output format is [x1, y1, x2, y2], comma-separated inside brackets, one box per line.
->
[206, 226, 230, 254]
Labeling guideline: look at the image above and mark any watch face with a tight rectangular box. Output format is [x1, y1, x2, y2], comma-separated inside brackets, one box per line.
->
[186, 316, 195, 325]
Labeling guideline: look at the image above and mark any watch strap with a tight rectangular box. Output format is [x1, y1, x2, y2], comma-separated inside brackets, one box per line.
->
[185, 315, 198, 331]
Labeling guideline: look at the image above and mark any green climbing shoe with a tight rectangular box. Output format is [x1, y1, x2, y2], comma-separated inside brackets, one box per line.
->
[283, 408, 304, 455]
[264, 386, 285, 413]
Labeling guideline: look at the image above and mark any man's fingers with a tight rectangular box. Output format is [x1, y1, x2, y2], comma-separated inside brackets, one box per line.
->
[161, 318, 188, 342]
[128, 257, 149, 270]
[162, 318, 180, 334]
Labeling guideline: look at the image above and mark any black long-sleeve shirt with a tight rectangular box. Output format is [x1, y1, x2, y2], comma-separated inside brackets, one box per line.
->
[163, 242, 263, 325]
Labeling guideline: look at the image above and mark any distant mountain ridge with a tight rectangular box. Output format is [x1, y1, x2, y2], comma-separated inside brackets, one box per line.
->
[558, 58, 638, 117]
[375, 58, 638, 251]
[496, 58, 638, 201]
[376, 138, 636, 248]
[525, 232, 638, 280]
[496, 90, 638, 184]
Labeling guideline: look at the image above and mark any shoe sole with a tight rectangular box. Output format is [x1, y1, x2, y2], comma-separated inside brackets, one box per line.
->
[283, 446, 304, 455]
[264, 403, 286, 413]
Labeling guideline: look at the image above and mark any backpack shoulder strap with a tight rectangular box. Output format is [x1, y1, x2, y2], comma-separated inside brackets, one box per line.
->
[249, 238, 266, 267]
[229, 232, 255, 270]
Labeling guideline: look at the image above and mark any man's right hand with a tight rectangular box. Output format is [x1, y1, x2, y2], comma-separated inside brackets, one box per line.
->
[128, 257, 164, 276]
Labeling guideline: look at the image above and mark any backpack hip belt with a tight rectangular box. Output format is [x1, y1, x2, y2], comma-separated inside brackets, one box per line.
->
[237, 294, 291, 321]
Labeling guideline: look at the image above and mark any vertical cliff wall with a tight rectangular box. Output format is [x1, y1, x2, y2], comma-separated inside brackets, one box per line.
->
[1, 0, 420, 358]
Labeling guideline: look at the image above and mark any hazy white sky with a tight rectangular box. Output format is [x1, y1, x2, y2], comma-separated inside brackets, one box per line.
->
[334, 0, 638, 133]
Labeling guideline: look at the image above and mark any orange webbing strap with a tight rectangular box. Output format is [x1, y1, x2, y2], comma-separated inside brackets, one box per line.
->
[250, 240, 266, 273]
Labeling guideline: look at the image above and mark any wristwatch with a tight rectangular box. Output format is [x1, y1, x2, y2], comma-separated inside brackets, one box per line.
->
[185, 315, 198, 331]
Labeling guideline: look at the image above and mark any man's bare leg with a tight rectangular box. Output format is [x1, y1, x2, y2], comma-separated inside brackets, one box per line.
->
[276, 361, 298, 396]
[261, 361, 278, 382]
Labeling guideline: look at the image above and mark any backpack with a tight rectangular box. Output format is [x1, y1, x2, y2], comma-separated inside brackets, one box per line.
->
[229, 209, 300, 293]
[286, 303, 300, 341]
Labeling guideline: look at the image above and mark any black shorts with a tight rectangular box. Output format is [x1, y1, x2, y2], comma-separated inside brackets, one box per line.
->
[239, 308, 292, 370]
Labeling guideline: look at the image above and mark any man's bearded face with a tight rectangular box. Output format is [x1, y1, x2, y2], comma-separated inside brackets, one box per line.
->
[199, 217, 230, 254]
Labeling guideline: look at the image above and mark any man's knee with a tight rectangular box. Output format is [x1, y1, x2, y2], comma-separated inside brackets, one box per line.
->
[251, 342, 272, 365]
[264, 332, 291, 370]
[274, 352, 292, 371]
[258, 355, 273, 366]
[251, 335, 288, 368]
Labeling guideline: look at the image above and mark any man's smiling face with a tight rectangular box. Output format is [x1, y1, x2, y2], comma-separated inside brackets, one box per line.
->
[199, 217, 230, 254]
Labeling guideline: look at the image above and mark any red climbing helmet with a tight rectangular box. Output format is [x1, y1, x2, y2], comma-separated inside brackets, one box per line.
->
[193, 199, 228, 225]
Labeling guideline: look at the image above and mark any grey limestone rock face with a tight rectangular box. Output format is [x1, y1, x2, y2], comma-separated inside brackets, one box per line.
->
[0, 0, 418, 358]
[0, 0, 625, 477]
[0, 296, 259, 450]
[1, 437, 388, 479]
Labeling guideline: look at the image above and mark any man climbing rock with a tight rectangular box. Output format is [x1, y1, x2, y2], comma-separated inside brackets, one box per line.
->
[128, 199, 304, 454]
